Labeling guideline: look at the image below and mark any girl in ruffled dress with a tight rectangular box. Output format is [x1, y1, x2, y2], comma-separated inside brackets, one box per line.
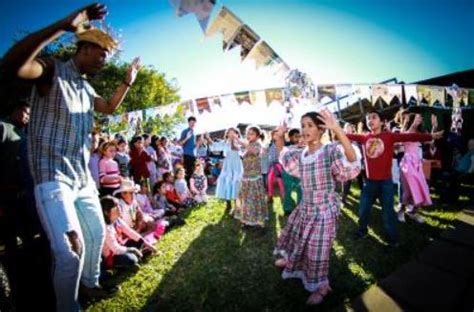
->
[273, 110, 360, 305]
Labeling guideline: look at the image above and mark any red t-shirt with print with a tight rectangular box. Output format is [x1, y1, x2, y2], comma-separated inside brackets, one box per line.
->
[347, 132, 432, 180]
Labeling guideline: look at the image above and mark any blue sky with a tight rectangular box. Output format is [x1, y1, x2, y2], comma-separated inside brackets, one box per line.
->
[1, 0, 473, 100]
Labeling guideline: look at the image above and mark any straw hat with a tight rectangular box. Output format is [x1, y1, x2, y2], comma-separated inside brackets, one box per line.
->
[113, 179, 138, 196]
[76, 28, 118, 52]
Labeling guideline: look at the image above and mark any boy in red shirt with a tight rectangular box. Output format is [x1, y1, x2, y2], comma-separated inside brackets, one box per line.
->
[347, 110, 443, 247]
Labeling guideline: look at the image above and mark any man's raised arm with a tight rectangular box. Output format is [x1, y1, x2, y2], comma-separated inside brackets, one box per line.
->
[2, 3, 107, 80]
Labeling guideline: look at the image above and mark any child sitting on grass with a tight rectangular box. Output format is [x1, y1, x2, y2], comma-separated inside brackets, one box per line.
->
[190, 160, 208, 203]
[174, 168, 198, 208]
[100, 196, 156, 271]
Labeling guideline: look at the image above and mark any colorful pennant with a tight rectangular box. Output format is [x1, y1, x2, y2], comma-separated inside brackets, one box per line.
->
[170, 0, 216, 32]
[206, 6, 243, 50]
[225, 25, 260, 60]
[196, 97, 212, 113]
[371, 84, 391, 107]
[245, 41, 278, 69]
[234, 91, 251, 105]
[265, 88, 284, 106]
[317, 85, 336, 104]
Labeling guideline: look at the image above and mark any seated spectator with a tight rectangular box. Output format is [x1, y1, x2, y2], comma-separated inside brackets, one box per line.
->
[114, 179, 155, 234]
[136, 180, 164, 220]
[100, 196, 156, 271]
[152, 181, 182, 216]
[174, 168, 198, 208]
[162, 172, 187, 209]
[190, 161, 208, 203]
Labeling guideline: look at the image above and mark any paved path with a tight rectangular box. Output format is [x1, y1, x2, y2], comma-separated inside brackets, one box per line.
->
[347, 209, 474, 312]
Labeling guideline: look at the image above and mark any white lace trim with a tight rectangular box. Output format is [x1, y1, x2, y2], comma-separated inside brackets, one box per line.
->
[281, 270, 330, 292]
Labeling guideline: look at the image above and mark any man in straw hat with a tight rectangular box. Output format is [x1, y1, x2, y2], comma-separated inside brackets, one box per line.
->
[3, 3, 141, 311]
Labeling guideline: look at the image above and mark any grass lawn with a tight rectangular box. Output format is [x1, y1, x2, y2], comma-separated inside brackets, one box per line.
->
[85, 187, 459, 311]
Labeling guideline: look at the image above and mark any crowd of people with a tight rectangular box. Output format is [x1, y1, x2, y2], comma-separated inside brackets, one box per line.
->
[1, 3, 474, 311]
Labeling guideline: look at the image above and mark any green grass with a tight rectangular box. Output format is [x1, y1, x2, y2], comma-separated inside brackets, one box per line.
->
[86, 188, 459, 312]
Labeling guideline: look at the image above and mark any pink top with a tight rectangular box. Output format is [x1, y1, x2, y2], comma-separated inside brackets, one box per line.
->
[99, 158, 120, 188]
[102, 218, 142, 257]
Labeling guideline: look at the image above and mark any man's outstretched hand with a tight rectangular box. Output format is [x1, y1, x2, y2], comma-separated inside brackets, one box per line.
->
[61, 3, 108, 33]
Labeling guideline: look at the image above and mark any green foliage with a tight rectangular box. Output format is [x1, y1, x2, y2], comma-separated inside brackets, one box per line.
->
[142, 112, 186, 138]
[90, 63, 180, 115]
[85, 188, 459, 311]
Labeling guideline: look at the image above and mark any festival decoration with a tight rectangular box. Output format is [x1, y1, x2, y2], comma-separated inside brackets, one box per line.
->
[196, 97, 212, 114]
[284, 69, 316, 102]
[225, 25, 260, 60]
[372, 84, 391, 107]
[169, 0, 216, 32]
[206, 6, 243, 50]
[317, 84, 336, 104]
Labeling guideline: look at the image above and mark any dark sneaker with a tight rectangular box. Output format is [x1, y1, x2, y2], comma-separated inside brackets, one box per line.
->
[79, 285, 109, 301]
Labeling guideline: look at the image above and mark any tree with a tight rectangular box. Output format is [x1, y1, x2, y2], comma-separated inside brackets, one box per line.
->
[91, 62, 180, 114]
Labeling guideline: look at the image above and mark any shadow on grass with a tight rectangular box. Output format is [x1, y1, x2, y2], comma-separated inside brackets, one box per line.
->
[85, 186, 460, 311]
[140, 203, 287, 311]
[137, 196, 374, 312]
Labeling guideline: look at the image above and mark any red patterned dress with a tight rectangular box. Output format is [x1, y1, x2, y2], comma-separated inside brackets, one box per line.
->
[275, 143, 360, 292]
[234, 141, 268, 226]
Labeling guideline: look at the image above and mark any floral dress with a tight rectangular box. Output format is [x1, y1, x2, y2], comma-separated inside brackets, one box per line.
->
[234, 141, 268, 226]
[191, 173, 208, 203]
[274, 143, 360, 292]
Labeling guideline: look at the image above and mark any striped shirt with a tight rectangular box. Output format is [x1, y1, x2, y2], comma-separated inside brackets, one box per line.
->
[99, 158, 121, 189]
[28, 59, 97, 188]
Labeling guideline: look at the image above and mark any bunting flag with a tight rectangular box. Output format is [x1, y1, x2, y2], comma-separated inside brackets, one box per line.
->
[274, 60, 291, 77]
[469, 89, 474, 106]
[458, 88, 469, 106]
[226, 25, 260, 60]
[245, 41, 278, 69]
[144, 107, 160, 121]
[128, 111, 143, 125]
[387, 85, 403, 106]
[196, 97, 212, 114]
[234, 91, 251, 105]
[353, 84, 371, 100]
[181, 100, 196, 115]
[335, 84, 353, 109]
[430, 86, 446, 106]
[219, 93, 239, 108]
[250, 90, 266, 105]
[264, 88, 284, 106]
[317, 85, 336, 104]
[209, 96, 223, 111]
[417, 85, 435, 106]
[206, 6, 243, 50]
[371, 84, 391, 107]
[404, 84, 418, 106]
[169, 0, 216, 32]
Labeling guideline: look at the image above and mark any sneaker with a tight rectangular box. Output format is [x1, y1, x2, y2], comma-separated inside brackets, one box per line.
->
[79, 285, 109, 301]
[407, 212, 425, 224]
[397, 210, 406, 223]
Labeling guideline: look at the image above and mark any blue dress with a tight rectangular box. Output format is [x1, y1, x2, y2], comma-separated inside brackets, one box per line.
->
[211, 140, 243, 200]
